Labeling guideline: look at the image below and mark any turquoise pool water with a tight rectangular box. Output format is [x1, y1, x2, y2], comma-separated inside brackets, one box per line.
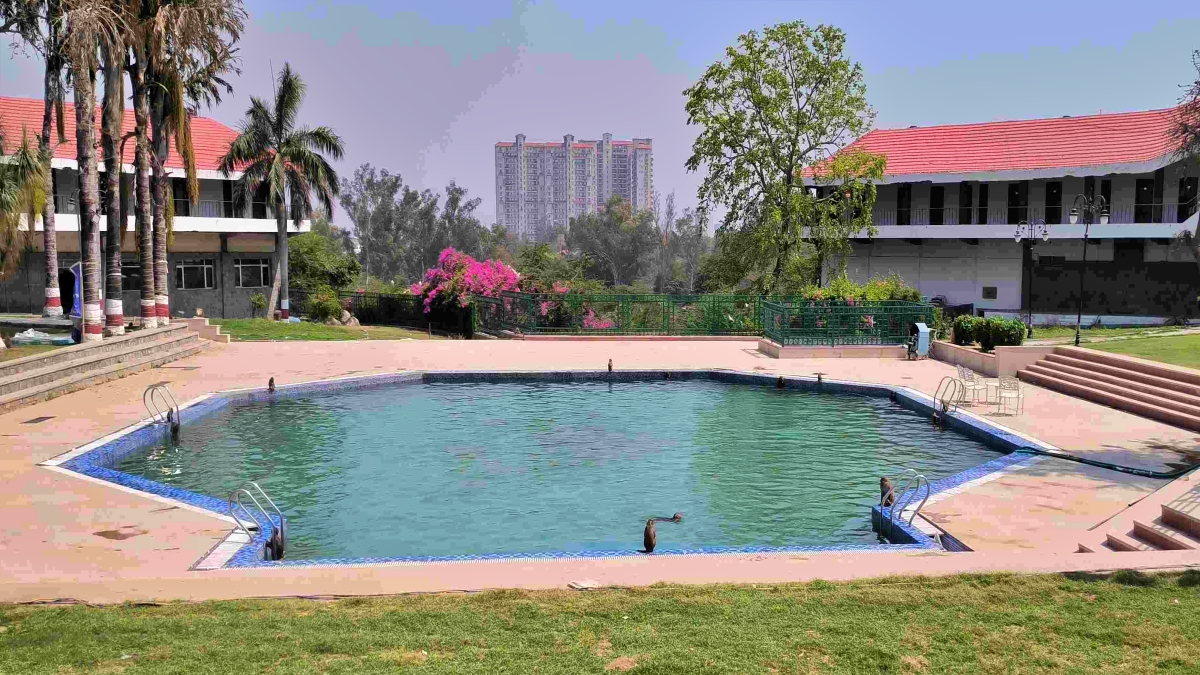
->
[114, 380, 999, 560]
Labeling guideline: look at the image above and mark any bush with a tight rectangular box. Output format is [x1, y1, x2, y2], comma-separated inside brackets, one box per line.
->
[249, 293, 267, 318]
[983, 317, 1026, 352]
[305, 285, 344, 323]
[952, 315, 979, 346]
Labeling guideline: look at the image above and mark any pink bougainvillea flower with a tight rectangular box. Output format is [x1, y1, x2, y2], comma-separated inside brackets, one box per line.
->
[410, 247, 521, 313]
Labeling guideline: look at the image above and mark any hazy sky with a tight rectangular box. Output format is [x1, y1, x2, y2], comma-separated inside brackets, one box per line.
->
[3, 0, 1199, 227]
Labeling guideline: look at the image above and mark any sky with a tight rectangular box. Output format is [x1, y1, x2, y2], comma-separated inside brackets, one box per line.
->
[3, 0, 1200, 228]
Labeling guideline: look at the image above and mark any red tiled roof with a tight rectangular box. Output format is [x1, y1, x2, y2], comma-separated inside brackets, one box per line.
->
[0, 95, 239, 172]
[845, 107, 1180, 177]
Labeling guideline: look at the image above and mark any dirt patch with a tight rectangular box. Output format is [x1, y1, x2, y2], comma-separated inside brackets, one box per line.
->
[94, 527, 148, 541]
[901, 655, 929, 673]
[605, 656, 638, 671]
[592, 638, 612, 658]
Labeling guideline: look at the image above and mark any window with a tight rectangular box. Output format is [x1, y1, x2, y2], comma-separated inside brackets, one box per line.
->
[1180, 177, 1198, 223]
[896, 184, 912, 225]
[234, 258, 271, 288]
[175, 259, 215, 289]
[1039, 255, 1066, 266]
[978, 184, 989, 224]
[1007, 181, 1029, 224]
[1135, 179, 1156, 223]
[1045, 181, 1062, 224]
[958, 183, 973, 225]
[120, 262, 143, 289]
[982, 286, 998, 300]
[929, 186, 945, 225]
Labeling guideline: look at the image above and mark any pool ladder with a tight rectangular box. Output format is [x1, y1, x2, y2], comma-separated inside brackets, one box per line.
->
[933, 376, 965, 424]
[228, 481, 287, 561]
[880, 468, 931, 539]
[143, 383, 180, 426]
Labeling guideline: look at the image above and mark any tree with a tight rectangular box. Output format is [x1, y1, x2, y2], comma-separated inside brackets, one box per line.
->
[62, 0, 122, 341]
[310, 211, 355, 259]
[0, 127, 46, 281]
[287, 231, 361, 292]
[219, 63, 344, 319]
[671, 207, 711, 294]
[100, 12, 124, 334]
[566, 195, 658, 286]
[1174, 50, 1200, 274]
[683, 21, 884, 293]
[339, 163, 401, 278]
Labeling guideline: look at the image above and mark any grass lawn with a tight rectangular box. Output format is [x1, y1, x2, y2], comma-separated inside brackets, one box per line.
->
[210, 319, 443, 342]
[1090, 333, 1200, 370]
[1028, 325, 1182, 342]
[2, 572, 1199, 674]
[0, 344, 63, 363]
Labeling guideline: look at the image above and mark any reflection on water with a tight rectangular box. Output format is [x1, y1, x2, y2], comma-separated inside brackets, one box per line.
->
[115, 380, 998, 559]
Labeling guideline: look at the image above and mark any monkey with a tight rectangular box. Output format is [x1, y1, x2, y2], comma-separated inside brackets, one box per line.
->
[608, 358, 613, 373]
[642, 512, 683, 553]
[880, 477, 896, 507]
[268, 377, 275, 393]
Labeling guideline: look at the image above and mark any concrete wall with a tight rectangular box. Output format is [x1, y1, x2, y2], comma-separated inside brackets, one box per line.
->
[843, 239, 1021, 309]
[930, 340, 998, 377]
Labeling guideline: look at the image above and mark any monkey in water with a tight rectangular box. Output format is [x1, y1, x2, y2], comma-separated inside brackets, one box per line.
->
[268, 377, 276, 393]
[642, 512, 683, 553]
[608, 358, 613, 373]
[880, 477, 896, 507]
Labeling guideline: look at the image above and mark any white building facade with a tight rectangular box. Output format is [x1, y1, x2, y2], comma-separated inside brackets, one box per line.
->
[495, 133, 653, 240]
[833, 107, 1200, 318]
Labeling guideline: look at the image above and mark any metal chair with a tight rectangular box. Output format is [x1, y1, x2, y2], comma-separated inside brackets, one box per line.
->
[996, 376, 1024, 415]
[956, 365, 989, 404]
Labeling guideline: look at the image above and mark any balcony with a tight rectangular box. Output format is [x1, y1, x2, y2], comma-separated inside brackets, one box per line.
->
[52, 195, 272, 219]
[872, 201, 1199, 227]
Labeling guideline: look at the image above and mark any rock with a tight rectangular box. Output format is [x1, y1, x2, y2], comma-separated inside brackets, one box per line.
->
[324, 318, 340, 326]
[345, 316, 360, 327]
[340, 309, 352, 324]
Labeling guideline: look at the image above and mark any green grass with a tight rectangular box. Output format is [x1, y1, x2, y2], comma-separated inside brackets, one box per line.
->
[209, 319, 443, 342]
[1028, 325, 1182, 341]
[0, 344, 63, 363]
[2, 572, 1199, 674]
[1090, 333, 1200, 370]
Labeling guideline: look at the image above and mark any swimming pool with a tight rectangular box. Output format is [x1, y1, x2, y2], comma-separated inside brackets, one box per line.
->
[110, 376, 1001, 562]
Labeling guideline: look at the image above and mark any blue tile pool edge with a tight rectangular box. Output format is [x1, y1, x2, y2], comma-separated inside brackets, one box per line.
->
[54, 369, 1042, 569]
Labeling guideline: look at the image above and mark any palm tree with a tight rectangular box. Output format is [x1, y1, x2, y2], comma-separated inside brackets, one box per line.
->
[100, 13, 125, 334]
[218, 63, 343, 319]
[61, 0, 121, 341]
[0, 127, 47, 282]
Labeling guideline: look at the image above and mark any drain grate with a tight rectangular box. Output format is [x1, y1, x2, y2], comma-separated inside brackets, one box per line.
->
[23, 416, 54, 424]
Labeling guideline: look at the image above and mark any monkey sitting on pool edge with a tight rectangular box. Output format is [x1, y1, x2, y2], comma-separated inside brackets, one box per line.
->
[880, 477, 896, 507]
[642, 512, 683, 553]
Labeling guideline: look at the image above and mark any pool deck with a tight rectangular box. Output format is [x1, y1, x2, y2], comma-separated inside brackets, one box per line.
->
[3, 339, 1199, 603]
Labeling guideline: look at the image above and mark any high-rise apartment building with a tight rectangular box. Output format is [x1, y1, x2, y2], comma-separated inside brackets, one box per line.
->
[495, 133, 653, 240]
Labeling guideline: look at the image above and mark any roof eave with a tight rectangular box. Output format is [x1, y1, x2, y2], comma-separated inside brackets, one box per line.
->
[867, 152, 1181, 185]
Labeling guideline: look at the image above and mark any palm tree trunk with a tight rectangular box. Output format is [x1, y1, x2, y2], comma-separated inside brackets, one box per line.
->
[39, 15, 61, 318]
[101, 40, 124, 335]
[150, 86, 169, 324]
[75, 65, 103, 342]
[129, 55, 156, 328]
[276, 197, 290, 319]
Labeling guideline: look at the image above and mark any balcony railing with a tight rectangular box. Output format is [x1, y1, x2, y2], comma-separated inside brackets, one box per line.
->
[872, 201, 1199, 227]
[52, 195, 275, 219]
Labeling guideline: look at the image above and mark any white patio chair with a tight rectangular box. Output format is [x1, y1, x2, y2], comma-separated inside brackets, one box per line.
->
[996, 376, 1024, 415]
[956, 365, 988, 404]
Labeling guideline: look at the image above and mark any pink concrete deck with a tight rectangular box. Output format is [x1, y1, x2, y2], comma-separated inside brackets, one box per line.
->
[2, 340, 1199, 603]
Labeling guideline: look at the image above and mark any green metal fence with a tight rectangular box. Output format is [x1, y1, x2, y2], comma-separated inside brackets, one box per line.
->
[476, 292, 934, 342]
[761, 300, 934, 346]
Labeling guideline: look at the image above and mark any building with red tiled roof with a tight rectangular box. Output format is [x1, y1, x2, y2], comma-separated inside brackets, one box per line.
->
[0, 95, 309, 319]
[829, 107, 1199, 320]
[494, 132, 653, 240]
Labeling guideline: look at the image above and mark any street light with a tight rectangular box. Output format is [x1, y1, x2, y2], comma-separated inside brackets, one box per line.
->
[1013, 218, 1049, 338]
[1068, 194, 1109, 347]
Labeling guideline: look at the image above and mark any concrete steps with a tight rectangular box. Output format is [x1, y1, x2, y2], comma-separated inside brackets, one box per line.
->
[1096, 482, 1200, 554]
[0, 324, 204, 414]
[1018, 347, 1200, 432]
[183, 317, 230, 343]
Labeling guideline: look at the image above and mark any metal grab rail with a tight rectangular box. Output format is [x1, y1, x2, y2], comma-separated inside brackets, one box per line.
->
[879, 468, 931, 539]
[933, 376, 965, 416]
[228, 481, 286, 561]
[143, 383, 179, 425]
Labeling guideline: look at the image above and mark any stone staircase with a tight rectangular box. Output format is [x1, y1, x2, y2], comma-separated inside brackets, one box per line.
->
[183, 317, 230, 343]
[1017, 346, 1200, 432]
[1098, 481, 1200, 552]
[0, 323, 204, 414]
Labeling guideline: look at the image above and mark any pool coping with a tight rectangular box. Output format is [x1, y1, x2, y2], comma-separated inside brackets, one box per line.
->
[40, 368, 1055, 570]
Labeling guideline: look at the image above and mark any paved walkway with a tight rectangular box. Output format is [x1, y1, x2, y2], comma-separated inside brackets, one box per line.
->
[2, 339, 1198, 603]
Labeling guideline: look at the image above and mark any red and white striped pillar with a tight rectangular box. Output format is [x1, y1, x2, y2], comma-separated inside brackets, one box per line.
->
[105, 298, 124, 336]
[140, 298, 157, 329]
[156, 292, 169, 325]
[83, 301, 103, 342]
[43, 286, 63, 317]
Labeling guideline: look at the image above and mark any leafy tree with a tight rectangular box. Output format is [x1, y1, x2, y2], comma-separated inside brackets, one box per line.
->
[339, 163, 401, 279]
[684, 20, 884, 293]
[219, 62, 344, 319]
[1174, 50, 1200, 274]
[287, 231, 361, 291]
[0, 126, 45, 281]
[310, 211, 355, 258]
[566, 195, 658, 286]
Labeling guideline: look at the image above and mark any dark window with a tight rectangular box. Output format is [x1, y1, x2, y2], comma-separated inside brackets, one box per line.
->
[1153, 168, 1165, 222]
[234, 258, 271, 288]
[1113, 239, 1144, 264]
[982, 286, 998, 300]
[120, 261, 142, 289]
[1007, 181, 1029, 224]
[978, 184, 989, 224]
[1084, 176, 1096, 201]
[929, 186, 945, 225]
[171, 178, 189, 217]
[222, 180, 235, 218]
[1101, 179, 1112, 213]
[1045, 181, 1062, 224]
[175, 259, 215, 290]
[1180, 177, 1198, 222]
[1136, 179, 1156, 223]
[958, 183, 973, 225]
[1039, 255, 1066, 266]
[896, 184, 912, 225]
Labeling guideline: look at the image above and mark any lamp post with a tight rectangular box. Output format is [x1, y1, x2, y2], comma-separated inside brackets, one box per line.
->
[1069, 194, 1109, 347]
[1013, 219, 1049, 338]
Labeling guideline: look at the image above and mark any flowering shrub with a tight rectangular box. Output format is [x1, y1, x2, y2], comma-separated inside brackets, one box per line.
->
[582, 308, 615, 330]
[409, 248, 520, 313]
